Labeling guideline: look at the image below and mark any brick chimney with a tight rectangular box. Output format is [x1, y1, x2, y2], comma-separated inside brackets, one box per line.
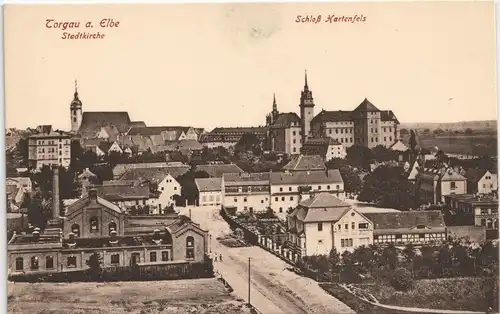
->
[52, 165, 60, 220]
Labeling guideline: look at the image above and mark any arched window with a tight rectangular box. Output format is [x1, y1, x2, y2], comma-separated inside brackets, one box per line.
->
[186, 236, 195, 259]
[71, 224, 80, 237]
[90, 216, 99, 232]
[30, 256, 39, 270]
[108, 222, 117, 235]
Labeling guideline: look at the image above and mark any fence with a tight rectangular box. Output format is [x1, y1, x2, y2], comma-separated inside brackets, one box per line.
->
[8, 259, 214, 283]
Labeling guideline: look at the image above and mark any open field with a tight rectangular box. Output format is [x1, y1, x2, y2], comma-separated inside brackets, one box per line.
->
[416, 134, 497, 156]
[362, 277, 498, 312]
[8, 278, 253, 314]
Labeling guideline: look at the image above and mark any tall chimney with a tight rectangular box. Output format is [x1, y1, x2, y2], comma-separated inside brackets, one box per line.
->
[52, 165, 60, 220]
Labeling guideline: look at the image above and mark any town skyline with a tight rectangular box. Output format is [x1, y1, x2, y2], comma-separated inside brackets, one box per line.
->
[5, 2, 497, 131]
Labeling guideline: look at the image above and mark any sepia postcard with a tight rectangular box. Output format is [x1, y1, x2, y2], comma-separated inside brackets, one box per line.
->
[4, 2, 498, 314]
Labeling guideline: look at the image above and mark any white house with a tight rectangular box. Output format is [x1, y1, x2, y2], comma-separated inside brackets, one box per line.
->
[107, 141, 123, 154]
[286, 193, 374, 258]
[195, 178, 222, 207]
[466, 168, 498, 194]
[157, 173, 182, 208]
[407, 160, 420, 182]
[270, 169, 345, 219]
[222, 172, 271, 213]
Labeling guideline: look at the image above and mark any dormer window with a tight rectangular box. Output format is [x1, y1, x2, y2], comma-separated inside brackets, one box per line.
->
[416, 224, 426, 229]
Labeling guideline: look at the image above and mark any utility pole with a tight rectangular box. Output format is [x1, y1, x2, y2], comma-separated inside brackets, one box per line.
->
[248, 257, 251, 306]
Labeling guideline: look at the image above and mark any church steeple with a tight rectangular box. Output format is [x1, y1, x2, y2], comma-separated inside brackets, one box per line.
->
[273, 93, 277, 112]
[299, 70, 315, 142]
[304, 69, 309, 90]
[70, 80, 83, 133]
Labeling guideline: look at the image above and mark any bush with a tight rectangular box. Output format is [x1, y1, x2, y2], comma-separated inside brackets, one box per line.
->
[391, 268, 414, 291]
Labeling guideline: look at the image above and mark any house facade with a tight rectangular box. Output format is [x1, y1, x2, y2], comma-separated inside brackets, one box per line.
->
[28, 129, 72, 169]
[416, 167, 467, 204]
[465, 169, 498, 194]
[286, 193, 373, 258]
[301, 137, 347, 161]
[222, 172, 271, 213]
[444, 194, 499, 232]
[270, 169, 345, 218]
[195, 178, 222, 207]
[199, 127, 268, 150]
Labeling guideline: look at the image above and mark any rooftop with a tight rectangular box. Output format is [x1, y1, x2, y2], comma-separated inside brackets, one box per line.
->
[270, 169, 343, 185]
[444, 193, 498, 205]
[195, 177, 222, 192]
[195, 163, 244, 178]
[363, 210, 446, 231]
[290, 193, 352, 223]
[282, 155, 326, 172]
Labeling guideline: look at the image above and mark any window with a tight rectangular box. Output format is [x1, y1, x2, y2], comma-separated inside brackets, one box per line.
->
[419, 234, 425, 239]
[293, 131, 296, 136]
[318, 186, 322, 190]
[290, 196, 294, 201]
[327, 185, 330, 190]
[162, 251, 169, 261]
[67, 256, 77, 268]
[318, 240, 323, 244]
[293, 147, 296, 153]
[336, 185, 340, 190]
[131, 253, 141, 266]
[395, 234, 402, 240]
[90, 216, 99, 232]
[111, 254, 120, 265]
[279, 208, 283, 213]
[293, 139, 296, 144]
[186, 236, 195, 259]
[351, 222, 355, 230]
[243, 197, 247, 202]
[15, 257, 23, 271]
[71, 224, 80, 237]
[150, 252, 157, 262]
[450, 182, 456, 189]
[174, 186, 177, 190]
[281, 197, 285, 201]
[345, 224, 348, 230]
[275, 197, 278, 201]
[318, 223, 323, 231]
[161, 187, 164, 191]
[280, 187, 283, 192]
[358, 223, 369, 229]
[289, 187, 292, 191]
[261, 200, 264, 204]
[30, 256, 39, 270]
[389, 136, 392, 141]
[46, 256, 54, 269]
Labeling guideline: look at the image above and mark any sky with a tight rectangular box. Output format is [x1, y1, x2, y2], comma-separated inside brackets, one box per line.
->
[4, 2, 497, 132]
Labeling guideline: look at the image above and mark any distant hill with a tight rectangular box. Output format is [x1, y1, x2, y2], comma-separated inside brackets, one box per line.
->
[400, 120, 497, 132]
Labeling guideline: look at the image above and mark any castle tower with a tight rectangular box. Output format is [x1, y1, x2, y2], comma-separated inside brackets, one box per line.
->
[70, 80, 83, 133]
[299, 70, 315, 142]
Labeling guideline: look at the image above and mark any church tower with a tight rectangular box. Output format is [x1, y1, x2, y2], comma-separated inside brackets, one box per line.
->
[299, 70, 315, 142]
[266, 93, 280, 126]
[70, 80, 83, 133]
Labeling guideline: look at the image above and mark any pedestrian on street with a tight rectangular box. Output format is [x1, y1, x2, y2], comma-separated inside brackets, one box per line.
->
[219, 253, 223, 262]
[214, 254, 218, 262]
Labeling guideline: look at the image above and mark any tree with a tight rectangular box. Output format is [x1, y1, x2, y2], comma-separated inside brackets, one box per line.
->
[380, 243, 399, 270]
[464, 128, 473, 135]
[433, 128, 445, 135]
[391, 268, 413, 291]
[235, 132, 262, 155]
[175, 170, 210, 205]
[329, 248, 341, 279]
[358, 165, 416, 210]
[400, 128, 409, 136]
[372, 145, 397, 162]
[86, 252, 104, 280]
[16, 137, 29, 166]
[346, 145, 375, 169]
[409, 130, 417, 152]
[352, 245, 376, 272]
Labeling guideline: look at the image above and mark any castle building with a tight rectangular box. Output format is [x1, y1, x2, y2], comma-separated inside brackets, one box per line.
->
[28, 127, 72, 169]
[299, 71, 315, 143]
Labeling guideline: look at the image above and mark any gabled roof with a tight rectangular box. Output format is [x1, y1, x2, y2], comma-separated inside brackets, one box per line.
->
[389, 140, 409, 152]
[78, 168, 97, 180]
[195, 178, 222, 192]
[119, 166, 190, 182]
[271, 112, 301, 128]
[97, 180, 150, 201]
[298, 192, 349, 208]
[381, 110, 400, 124]
[282, 155, 326, 171]
[362, 210, 445, 233]
[29, 130, 71, 138]
[129, 121, 146, 128]
[223, 172, 270, 186]
[65, 194, 123, 217]
[352, 98, 380, 112]
[78, 112, 131, 134]
[290, 193, 352, 223]
[113, 162, 184, 178]
[310, 110, 353, 124]
[465, 168, 489, 184]
[270, 169, 343, 185]
[195, 163, 244, 178]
